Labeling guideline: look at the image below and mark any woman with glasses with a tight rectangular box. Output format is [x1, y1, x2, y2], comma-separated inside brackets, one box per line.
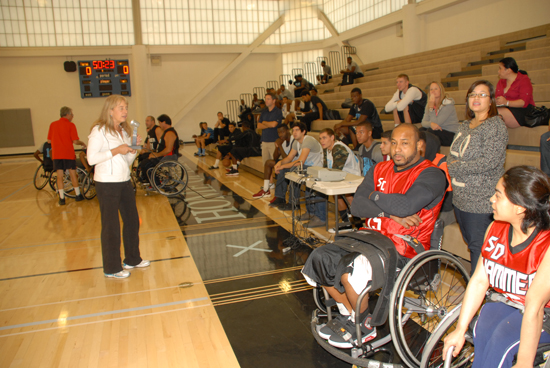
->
[443, 166, 550, 368]
[447, 80, 508, 273]
[495, 57, 536, 128]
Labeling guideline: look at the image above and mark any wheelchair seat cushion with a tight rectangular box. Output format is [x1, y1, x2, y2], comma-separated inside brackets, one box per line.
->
[302, 242, 356, 290]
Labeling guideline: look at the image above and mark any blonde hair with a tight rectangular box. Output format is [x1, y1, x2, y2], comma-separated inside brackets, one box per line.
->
[428, 81, 448, 111]
[91, 95, 131, 136]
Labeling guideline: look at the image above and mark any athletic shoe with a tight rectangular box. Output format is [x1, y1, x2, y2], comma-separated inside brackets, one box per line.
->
[328, 223, 354, 234]
[75, 194, 85, 202]
[328, 317, 377, 348]
[123, 260, 150, 269]
[208, 166, 219, 170]
[199, 153, 206, 157]
[194, 152, 200, 156]
[278, 202, 299, 211]
[269, 197, 285, 207]
[226, 168, 239, 176]
[252, 189, 270, 198]
[225, 168, 232, 173]
[58, 197, 66, 206]
[298, 212, 314, 222]
[268, 182, 275, 190]
[104, 270, 131, 279]
[318, 315, 349, 340]
[306, 215, 326, 228]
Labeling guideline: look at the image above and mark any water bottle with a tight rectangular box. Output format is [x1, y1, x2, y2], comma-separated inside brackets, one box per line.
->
[130, 120, 140, 146]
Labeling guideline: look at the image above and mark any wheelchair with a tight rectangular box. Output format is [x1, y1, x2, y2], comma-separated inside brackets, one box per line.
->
[48, 167, 88, 198]
[134, 155, 188, 197]
[420, 293, 550, 368]
[311, 220, 471, 368]
[33, 163, 54, 190]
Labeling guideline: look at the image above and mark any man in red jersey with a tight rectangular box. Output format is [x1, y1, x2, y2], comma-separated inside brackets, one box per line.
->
[48, 106, 87, 205]
[301, 124, 446, 348]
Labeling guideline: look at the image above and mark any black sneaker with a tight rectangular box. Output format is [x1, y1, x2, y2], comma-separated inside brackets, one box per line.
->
[226, 168, 239, 176]
[327, 316, 377, 348]
[277, 202, 299, 211]
[194, 152, 200, 156]
[269, 197, 285, 208]
[208, 166, 219, 169]
[58, 197, 66, 205]
[75, 194, 85, 202]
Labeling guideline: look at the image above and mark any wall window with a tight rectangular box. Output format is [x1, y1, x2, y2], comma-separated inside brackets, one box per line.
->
[282, 49, 324, 83]
[0, 0, 134, 47]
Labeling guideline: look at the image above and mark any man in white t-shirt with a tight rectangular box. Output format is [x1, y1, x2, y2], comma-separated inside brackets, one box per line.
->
[384, 74, 428, 126]
[340, 57, 364, 86]
[270, 122, 323, 211]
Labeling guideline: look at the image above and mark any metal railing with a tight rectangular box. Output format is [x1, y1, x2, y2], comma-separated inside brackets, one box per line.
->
[329, 51, 342, 75]
[226, 100, 239, 123]
[266, 80, 278, 90]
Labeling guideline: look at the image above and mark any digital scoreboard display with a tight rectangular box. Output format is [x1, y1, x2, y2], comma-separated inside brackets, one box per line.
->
[77, 59, 131, 99]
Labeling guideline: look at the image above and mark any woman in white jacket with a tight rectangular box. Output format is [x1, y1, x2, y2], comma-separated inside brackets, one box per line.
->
[87, 95, 149, 279]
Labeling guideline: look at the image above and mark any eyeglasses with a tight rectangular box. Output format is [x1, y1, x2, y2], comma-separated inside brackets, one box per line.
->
[467, 93, 490, 98]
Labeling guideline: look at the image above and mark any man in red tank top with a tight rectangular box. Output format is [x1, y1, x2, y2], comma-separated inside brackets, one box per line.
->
[302, 124, 447, 347]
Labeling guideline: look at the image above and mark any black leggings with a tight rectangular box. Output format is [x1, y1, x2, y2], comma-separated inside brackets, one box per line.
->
[96, 180, 142, 274]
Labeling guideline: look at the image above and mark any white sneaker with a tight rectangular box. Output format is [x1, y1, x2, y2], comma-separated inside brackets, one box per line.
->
[268, 182, 275, 190]
[123, 260, 151, 269]
[104, 270, 131, 278]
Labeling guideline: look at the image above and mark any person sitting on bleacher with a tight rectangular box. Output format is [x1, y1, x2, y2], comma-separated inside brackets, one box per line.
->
[225, 121, 261, 176]
[420, 81, 459, 146]
[270, 122, 323, 211]
[385, 74, 427, 126]
[281, 96, 295, 125]
[334, 88, 383, 146]
[208, 122, 241, 170]
[380, 130, 392, 162]
[277, 84, 293, 101]
[302, 128, 360, 230]
[340, 56, 364, 86]
[300, 90, 328, 131]
[301, 124, 446, 348]
[253, 124, 293, 199]
[355, 122, 384, 174]
[193, 122, 214, 157]
[495, 57, 536, 129]
[317, 61, 332, 84]
[213, 112, 231, 143]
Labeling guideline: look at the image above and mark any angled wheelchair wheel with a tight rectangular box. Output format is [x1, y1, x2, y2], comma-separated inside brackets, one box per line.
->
[151, 161, 188, 196]
[420, 304, 474, 368]
[389, 250, 470, 368]
[312, 286, 327, 314]
[82, 172, 96, 200]
[49, 168, 87, 198]
[33, 164, 51, 190]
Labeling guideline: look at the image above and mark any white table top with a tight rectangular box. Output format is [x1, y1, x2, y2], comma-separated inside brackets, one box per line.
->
[285, 171, 363, 195]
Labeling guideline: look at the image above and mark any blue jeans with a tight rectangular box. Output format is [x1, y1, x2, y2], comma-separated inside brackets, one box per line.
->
[306, 193, 327, 221]
[454, 207, 493, 274]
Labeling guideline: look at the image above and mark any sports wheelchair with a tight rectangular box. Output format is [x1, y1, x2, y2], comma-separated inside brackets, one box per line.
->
[420, 293, 550, 368]
[47, 167, 89, 199]
[133, 155, 188, 197]
[311, 221, 471, 368]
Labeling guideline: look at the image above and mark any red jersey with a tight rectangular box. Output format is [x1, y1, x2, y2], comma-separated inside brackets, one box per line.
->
[482, 221, 550, 307]
[47, 117, 79, 160]
[363, 159, 444, 258]
[433, 153, 452, 192]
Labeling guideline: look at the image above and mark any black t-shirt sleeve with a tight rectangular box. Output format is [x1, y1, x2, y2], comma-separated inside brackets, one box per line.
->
[360, 99, 375, 117]
[350, 165, 385, 218]
[371, 167, 446, 217]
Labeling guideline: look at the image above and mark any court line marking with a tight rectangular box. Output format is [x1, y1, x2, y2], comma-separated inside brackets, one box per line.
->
[0, 181, 32, 203]
[0, 302, 212, 337]
[0, 255, 190, 282]
[0, 228, 182, 251]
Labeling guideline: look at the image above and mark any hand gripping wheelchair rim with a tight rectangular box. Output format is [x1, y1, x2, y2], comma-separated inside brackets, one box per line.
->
[311, 227, 470, 368]
[145, 155, 188, 197]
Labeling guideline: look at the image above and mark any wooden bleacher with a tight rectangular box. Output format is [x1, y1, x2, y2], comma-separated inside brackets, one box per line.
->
[209, 24, 550, 261]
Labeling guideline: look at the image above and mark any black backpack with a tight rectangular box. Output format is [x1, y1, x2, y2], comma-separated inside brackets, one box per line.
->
[325, 109, 341, 120]
[42, 142, 54, 172]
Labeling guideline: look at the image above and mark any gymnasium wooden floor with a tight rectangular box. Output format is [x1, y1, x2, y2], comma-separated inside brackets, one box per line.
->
[0, 147, 351, 368]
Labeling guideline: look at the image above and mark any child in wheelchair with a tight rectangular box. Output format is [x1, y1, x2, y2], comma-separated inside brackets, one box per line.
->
[443, 166, 550, 368]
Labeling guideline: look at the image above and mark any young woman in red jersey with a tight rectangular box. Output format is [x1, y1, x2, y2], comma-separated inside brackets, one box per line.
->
[443, 166, 550, 368]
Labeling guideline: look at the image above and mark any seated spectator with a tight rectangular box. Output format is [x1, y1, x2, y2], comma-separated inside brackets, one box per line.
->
[356, 122, 384, 175]
[380, 130, 392, 161]
[213, 112, 231, 143]
[239, 99, 248, 114]
[420, 81, 459, 146]
[281, 96, 295, 125]
[340, 57, 364, 86]
[137, 115, 161, 164]
[304, 128, 360, 230]
[139, 114, 180, 183]
[540, 132, 550, 177]
[193, 122, 214, 157]
[208, 122, 241, 170]
[317, 60, 332, 84]
[225, 121, 261, 176]
[253, 124, 293, 198]
[495, 57, 536, 129]
[300, 90, 328, 131]
[385, 74, 427, 126]
[270, 122, 323, 210]
[302, 124, 446, 348]
[334, 88, 383, 145]
[293, 75, 311, 110]
[287, 80, 295, 98]
[252, 93, 261, 109]
[278, 84, 293, 101]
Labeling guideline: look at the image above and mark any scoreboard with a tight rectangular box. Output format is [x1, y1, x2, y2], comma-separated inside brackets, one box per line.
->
[78, 59, 131, 99]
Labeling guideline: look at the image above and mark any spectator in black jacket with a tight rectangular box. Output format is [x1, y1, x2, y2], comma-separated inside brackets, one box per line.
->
[226, 121, 261, 176]
[208, 122, 241, 170]
[300, 90, 328, 131]
[213, 112, 231, 143]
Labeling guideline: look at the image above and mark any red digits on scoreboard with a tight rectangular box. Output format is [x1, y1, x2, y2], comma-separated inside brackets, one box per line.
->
[123, 65, 129, 74]
[109, 60, 115, 69]
[93, 61, 99, 69]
